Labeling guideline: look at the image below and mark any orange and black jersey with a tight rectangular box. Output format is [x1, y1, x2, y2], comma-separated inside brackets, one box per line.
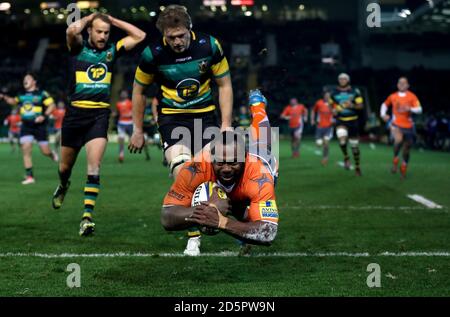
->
[134, 32, 230, 116]
[68, 40, 126, 109]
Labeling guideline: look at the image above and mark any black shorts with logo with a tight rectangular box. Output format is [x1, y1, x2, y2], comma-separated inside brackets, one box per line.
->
[158, 112, 218, 154]
[61, 106, 110, 148]
[336, 118, 359, 138]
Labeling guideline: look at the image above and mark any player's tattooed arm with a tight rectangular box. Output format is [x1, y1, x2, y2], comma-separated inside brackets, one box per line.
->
[215, 74, 233, 131]
[223, 219, 278, 246]
[108, 16, 146, 51]
[187, 204, 278, 246]
[66, 13, 95, 51]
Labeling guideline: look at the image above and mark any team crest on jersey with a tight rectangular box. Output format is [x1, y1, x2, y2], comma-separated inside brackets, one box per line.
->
[106, 51, 113, 62]
[87, 63, 108, 82]
[198, 60, 208, 74]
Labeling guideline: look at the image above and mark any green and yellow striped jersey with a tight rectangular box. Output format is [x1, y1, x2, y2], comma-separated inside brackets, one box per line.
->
[14, 90, 54, 123]
[69, 39, 126, 109]
[330, 86, 364, 122]
[134, 32, 230, 115]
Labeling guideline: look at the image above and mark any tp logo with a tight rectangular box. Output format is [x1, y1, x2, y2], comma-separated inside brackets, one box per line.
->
[366, 3, 381, 28]
[66, 263, 81, 288]
[66, 3, 81, 27]
[366, 263, 381, 288]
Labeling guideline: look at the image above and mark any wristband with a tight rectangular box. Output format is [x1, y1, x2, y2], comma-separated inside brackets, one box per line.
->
[209, 203, 229, 230]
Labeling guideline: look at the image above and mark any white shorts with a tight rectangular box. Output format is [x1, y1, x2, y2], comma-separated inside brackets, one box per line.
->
[117, 123, 133, 138]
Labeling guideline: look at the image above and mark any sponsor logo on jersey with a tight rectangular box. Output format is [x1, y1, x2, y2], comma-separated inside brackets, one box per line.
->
[87, 63, 108, 82]
[176, 78, 200, 100]
[168, 190, 185, 201]
[259, 200, 279, 219]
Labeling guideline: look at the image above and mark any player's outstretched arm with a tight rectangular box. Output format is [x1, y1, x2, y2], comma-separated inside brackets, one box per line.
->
[161, 206, 201, 231]
[215, 75, 233, 130]
[186, 204, 278, 246]
[0, 94, 18, 106]
[162, 188, 232, 231]
[225, 220, 278, 246]
[109, 16, 146, 51]
[128, 82, 147, 153]
[66, 13, 95, 51]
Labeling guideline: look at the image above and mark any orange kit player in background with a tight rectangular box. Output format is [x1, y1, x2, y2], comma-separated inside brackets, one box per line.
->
[280, 98, 308, 158]
[4, 108, 22, 153]
[115, 89, 133, 163]
[311, 91, 334, 165]
[51, 101, 66, 154]
[161, 90, 279, 256]
[380, 76, 422, 178]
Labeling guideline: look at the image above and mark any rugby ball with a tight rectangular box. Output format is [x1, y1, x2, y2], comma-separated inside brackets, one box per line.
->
[191, 182, 227, 236]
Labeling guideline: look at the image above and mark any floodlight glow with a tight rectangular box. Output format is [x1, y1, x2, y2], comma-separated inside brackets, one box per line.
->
[0, 2, 11, 11]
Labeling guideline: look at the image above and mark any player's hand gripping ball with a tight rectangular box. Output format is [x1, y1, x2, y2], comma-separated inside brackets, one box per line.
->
[191, 182, 228, 235]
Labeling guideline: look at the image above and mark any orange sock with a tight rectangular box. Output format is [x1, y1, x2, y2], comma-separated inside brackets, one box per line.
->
[250, 102, 268, 141]
[393, 157, 399, 166]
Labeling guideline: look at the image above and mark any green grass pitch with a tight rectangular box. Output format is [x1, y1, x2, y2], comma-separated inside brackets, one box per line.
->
[0, 139, 449, 296]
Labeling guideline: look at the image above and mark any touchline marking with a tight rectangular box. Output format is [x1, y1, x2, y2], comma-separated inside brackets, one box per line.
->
[0, 251, 449, 258]
[407, 194, 443, 209]
[282, 205, 447, 212]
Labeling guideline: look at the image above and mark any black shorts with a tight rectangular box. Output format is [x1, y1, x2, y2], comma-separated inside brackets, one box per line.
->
[61, 107, 110, 148]
[143, 124, 157, 137]
[20, 122, 48, 143]
[336, 119, 359, 138]
[158, 112, 218, 154]
[392, 123, 416, 143]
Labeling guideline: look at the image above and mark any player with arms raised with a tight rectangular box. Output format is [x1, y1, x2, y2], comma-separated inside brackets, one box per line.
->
[51, 13, 146, 236]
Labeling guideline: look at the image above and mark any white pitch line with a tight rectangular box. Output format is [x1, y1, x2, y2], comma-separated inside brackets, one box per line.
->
[282, 205, 447, 212]
[0, 251, 449, 258]
[407, 194, 443, 209]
